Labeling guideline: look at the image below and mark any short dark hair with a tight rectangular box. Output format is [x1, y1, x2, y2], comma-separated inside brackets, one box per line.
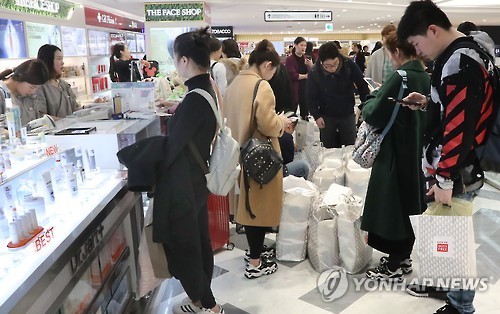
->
[384, 31, 417, 57]
[397, 0, 452, 42]
[457, 21, 478, 35]
[37, 44, 61, 79]
[318, 42, 341, 62]
[221, 39, 241, 58]
[0, 59, 49, 85]
[248, 40, 280, 67]
[332, 41, 342, 50]
[174, 27, 211, 70]
[208, 36, 222, 53]
[306, 42, 314, 54]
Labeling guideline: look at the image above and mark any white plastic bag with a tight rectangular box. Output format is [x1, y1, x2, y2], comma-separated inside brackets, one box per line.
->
[308, 205, 341, 272]
[345, 159, 371, 199]
[320, 183, 353, 207]
[276, 176, 319, 261]
[337, 199, 373, 274]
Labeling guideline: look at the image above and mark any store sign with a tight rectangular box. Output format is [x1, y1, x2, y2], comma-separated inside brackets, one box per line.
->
[84, 7, 144, 32]
[264, 10, 332, 22]
[144, 2, 207, 22]
[211, 26, 233, 38]
[0, 0, 75, 19]
[70, 224, 104, 274]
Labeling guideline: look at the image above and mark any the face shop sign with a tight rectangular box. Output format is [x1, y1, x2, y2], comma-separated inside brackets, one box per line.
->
[211, 26, 233, 38]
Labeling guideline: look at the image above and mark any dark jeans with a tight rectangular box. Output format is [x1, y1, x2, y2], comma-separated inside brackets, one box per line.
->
[162, 196, 216, 309]
[319, 114, 356, 148]
[244, 225, 267, 259]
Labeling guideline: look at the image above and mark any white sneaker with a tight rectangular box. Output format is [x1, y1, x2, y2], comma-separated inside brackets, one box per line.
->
[173, 297, 202, 314]
[197, 305, 224, 313]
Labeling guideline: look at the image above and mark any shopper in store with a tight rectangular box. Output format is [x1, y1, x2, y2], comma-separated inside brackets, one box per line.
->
[351, 43, 366, 73]
[153, 27, 224, 314]
[457, 21, 478, 36]
[305, 41, 316, 64]
[365, 24, 397, 85]
[223, 40, 290, 279]
[109, 43, 149, 82]
[278, 114, 310, 179]
[220, 38, 244, 86]
[208, 36, 228, 96]
[307, 42, 369, 148]
[269, 62, 294, 113]
[36, 44, 80, 120]
[285, 36, 313, 119]
[398, 1, 496, 313]
[360, 30, 430, 282]
[0, 59, 50, 125]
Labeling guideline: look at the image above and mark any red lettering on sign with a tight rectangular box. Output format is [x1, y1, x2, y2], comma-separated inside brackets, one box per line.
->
[33, 227, 55, 252]
[437, 243, 449, 252]
[45, 145, 59, 157]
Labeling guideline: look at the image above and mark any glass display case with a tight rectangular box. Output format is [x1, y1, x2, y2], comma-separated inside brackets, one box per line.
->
[0, 145, 143, 314]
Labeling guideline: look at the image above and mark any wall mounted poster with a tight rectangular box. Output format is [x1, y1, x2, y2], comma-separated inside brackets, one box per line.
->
[0, 18, 27, 59]
[126, 33, 137, 52]
[136, 33, 145, 53]
[88, 29, 109, 56]
[150, 27, 194, 72]
[61, 26, 87, 56]
[26, 22, 62, 58]
[110, 32, 125, 49]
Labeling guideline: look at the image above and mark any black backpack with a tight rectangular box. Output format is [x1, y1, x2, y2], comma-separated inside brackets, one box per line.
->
[437, 38, 500, 173]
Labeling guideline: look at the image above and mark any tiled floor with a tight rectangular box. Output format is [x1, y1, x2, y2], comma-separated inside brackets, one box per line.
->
[144, 183, 500, 314]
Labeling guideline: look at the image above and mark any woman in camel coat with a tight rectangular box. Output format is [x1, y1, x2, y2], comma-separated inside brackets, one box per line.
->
[224, 39, 290, 279]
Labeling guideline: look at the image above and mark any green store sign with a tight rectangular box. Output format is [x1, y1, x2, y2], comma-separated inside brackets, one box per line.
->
[0, 0, 75, 19]
[145, 2, 206, 22]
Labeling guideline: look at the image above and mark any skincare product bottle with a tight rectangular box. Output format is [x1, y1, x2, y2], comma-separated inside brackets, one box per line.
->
[76, 160, 85, 184]
[50, 155, 65, 197]
[88, 149, 96, 170]
[64, 164, 78, 197]
[75, 146, 84, 168]
[41, 171, 55, 204]
[0, 209, 9, 239]
[8, 220, 20, 244]
[3, 153, 11, 170]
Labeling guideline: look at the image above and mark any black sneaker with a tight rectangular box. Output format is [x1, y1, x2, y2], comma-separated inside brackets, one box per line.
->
[365, 264, 403, 282]
[244, 258, 278, 279]
[434, 301, 460, 314]
[244, 245, 276, 262]
[405, 284, 449, 300]
[379, 256, 413, 274]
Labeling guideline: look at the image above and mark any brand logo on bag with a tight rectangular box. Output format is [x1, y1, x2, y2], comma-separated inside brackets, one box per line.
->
[318, 267, 349, 301]
[437, 241, 449, 252]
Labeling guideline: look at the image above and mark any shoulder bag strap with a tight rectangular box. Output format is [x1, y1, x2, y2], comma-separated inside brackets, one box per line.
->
[247, 79, 264, 140]
[381, 70, 407, 137]
[186, 88, 220, 175]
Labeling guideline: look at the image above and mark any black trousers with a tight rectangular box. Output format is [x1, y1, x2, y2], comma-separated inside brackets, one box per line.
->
[244, 225, 267, 259]
[162, 193, 216, 309]
[319, 114, 357, 148]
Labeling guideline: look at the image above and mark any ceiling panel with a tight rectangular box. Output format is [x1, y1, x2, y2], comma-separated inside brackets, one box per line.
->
[72, 0, 500, 34]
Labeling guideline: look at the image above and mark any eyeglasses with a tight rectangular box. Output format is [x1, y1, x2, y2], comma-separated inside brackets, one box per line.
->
[321, 61, 340, 70]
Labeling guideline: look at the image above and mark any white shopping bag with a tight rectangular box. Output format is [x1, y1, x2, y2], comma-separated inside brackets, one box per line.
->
[302, 143, 324, 179]
[410, 199, 476, 285]
[345, 159, 371, 199]
[295, 119, 318, 149]
[337, 199, 373, 274]
[312, 160, 345, 191]
[276, 176, 319, 261]
[308, 205, 341, 272]
[320, 183, 353, 207]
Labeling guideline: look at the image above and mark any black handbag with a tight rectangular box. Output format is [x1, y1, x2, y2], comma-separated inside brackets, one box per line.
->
[240, 79, 283, 219]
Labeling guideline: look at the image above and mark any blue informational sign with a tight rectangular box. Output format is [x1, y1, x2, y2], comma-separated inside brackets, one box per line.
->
[0, 18, 27, 59]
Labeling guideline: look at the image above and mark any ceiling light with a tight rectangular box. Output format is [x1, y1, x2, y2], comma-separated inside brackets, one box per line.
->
[341, 26, 345, 28]
[342, 9, 347, 12]
[483, 19, 487, 22]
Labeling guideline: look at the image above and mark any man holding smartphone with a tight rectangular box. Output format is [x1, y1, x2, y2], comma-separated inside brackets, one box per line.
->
[398, 1, 496, 313]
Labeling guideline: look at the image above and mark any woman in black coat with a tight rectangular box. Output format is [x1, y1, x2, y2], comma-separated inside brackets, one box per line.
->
[154, 28, 223, 314]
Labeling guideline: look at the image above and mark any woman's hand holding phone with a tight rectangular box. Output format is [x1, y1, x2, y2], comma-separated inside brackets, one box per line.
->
[388, 92, 428, 110]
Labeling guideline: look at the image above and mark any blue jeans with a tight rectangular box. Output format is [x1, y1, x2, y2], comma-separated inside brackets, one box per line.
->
[285, 159, 309, 179]
[447, 191, 475, 314]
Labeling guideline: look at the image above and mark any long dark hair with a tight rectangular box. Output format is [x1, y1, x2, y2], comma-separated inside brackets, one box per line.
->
[0, 59, 50, 85]
[109, 43, 126, 81]
[37, 44, 61, 80]
[222, 39, 241, 58]
[248, 40, 280, 67]
[174, 27, 211, 70]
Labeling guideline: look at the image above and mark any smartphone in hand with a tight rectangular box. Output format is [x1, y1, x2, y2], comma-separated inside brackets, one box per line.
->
[387, 97, 422, 106]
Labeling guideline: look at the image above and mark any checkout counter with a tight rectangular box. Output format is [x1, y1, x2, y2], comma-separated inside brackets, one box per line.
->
[0, 113, 161, 313]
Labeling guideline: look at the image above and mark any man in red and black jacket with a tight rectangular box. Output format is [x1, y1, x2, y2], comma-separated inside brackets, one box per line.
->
[398, 1, 496, 313]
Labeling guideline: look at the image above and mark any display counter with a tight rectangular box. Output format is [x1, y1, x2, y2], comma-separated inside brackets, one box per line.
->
[0, 153, 143, 313]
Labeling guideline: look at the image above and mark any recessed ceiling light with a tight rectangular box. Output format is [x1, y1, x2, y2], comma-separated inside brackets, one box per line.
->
[280, 32, 283, 34]
[483, 19, 487, 22]
[298, 22, 301, 24]
[387, 15, 391, 17]
[341, 26, 345, 28]
[342, 9, 347, 12]
[314, 22, 318, 25]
